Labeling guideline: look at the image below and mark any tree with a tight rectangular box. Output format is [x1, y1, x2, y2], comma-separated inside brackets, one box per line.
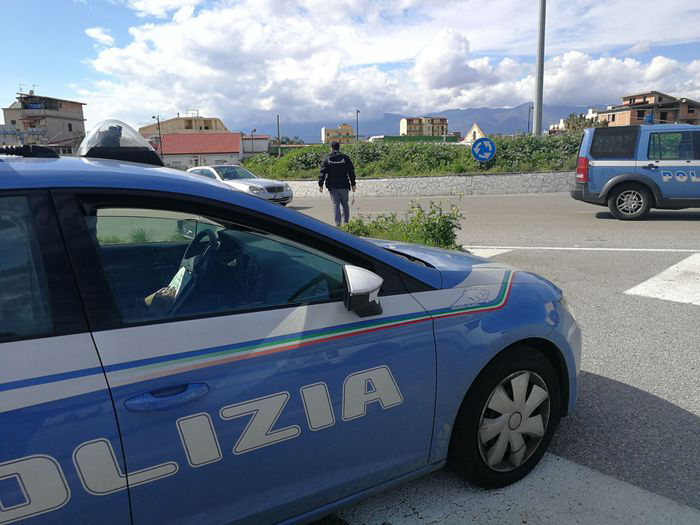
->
[563, 113, 608, 133]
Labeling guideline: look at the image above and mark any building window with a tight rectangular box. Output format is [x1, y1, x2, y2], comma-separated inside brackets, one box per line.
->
[68, 123, 73, 132]
[636, 110, 645, 120]
[10, 120, 15, 125]
[689, 106, 696, 115]
[660, 112, 668, 123]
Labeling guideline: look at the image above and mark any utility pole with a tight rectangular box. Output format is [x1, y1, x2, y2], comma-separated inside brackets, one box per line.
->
[276, 115, 281, 157]
[533, 0, 546, 135]
[250, 128, 256, 157]
[152, 115, 163, 154]
[527, 103, 533, 133]
[355, 109, 360, 142]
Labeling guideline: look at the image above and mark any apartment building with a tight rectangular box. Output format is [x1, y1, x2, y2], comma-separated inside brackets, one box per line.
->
[399, 116, 448, 137]
[139, 114, 229, 141]
[2, 92, 86, 154]
[321, 123, 354, 144]
[597, 91, 700, 126]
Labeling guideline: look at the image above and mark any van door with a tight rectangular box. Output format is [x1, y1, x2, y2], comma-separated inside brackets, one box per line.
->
[586, 127, 639, 195]
[642, 129, 696, 198]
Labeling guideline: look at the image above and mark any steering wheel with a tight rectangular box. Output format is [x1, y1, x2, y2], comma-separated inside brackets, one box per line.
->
[169, 229, 218, 314]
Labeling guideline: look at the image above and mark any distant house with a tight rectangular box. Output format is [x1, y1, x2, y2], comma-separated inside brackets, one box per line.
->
[596, 91, 700, 126]
[400, 116, 448, 137]
[240, 133, 270, 156]
[2, 92, 86, 154]
[321, 123, 354, 144]
[462, 122, 485, 144]
[156, 132, 241, 170]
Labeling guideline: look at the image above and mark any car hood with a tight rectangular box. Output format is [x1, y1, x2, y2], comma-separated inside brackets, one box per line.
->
[366, 239, 516, 288]
[225, 178, 286, 188]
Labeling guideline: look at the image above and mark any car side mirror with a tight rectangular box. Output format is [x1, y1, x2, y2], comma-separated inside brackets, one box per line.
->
[342, 265, 383, 317]
[177, 219, 197, 240]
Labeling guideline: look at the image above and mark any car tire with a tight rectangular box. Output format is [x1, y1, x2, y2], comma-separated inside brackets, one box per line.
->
[607, 183, 652, 220]
[448, 345, 561, 488]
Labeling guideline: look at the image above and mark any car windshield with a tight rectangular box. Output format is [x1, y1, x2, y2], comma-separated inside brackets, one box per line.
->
[215, 166, 258, 180]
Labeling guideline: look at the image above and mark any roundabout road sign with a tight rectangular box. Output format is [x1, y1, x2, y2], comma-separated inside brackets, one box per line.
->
[472, 137, 496, 162]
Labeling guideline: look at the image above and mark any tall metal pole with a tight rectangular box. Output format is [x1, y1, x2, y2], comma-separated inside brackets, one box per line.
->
[355, 109, 360, 142]
[533, 0, 546, 135]
[276, 114, 281, 157]
[152, 115, 163, 154]
[250, 128, 256, 157]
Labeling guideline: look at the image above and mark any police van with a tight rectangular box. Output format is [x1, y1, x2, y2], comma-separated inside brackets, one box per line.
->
[571, 124, 700, 219]
[0, 121, 580, 524]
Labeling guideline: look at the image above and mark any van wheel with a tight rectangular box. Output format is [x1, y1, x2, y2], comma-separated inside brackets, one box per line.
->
[448, 345, 561, 488]
[607, 183, 652, 220]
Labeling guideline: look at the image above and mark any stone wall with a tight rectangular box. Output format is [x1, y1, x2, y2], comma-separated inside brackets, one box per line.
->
[287, 171, 574, 198]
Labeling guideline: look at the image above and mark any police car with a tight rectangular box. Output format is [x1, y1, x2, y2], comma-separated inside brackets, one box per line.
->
[0, 121, 580, 525]
[571, 124, 700, 219]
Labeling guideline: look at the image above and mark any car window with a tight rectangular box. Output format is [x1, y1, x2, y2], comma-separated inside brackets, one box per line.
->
[648, 131, 694, 160]
[0, 196, 53, 339]
[589, 127, 638, 159]
[695, 132, 700, 160]
[215, 166, 258, 180]
[86, 208, 345, 324]
[191, 169, 217, 179]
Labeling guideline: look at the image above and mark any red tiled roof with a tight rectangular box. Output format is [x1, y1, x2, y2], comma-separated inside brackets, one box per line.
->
[157, 132, 241, 155]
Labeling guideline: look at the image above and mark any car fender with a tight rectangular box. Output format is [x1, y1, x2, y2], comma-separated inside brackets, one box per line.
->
[600, 173, 662, 203]
[411, 278, 575, 464]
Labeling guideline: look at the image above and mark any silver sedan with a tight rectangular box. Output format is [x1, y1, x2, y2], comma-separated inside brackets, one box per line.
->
[187, 164, 293, 205]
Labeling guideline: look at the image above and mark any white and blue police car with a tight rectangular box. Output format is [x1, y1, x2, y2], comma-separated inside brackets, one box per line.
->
[572, 124, 700, 219]
[0, 121, 581, 525]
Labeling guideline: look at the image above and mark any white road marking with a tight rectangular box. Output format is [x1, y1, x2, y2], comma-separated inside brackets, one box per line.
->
[465, 245, 700, 253]
[338, 454, 700, 525]
[466, 248, 512, 258]
[624, 254, 700, 306]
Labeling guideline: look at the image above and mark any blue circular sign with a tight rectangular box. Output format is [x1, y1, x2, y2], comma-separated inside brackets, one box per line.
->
[471, 137, 496, 162]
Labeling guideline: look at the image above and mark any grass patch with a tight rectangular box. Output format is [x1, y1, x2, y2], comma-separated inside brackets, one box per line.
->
[341, 201, 463, 249]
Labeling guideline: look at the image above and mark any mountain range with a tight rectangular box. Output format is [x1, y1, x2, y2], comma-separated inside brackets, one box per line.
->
[248, 103, 598, 143]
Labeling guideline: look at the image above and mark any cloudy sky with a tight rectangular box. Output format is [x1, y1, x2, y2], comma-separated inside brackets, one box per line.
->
[4, 0, 700, 131]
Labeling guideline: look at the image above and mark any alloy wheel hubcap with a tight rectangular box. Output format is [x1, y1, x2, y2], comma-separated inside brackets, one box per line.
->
[477, 371, 550, 472]
[617, 190, 643, 214]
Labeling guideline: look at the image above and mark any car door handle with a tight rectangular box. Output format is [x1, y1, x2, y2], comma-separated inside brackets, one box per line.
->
[644, 163, 658, 170]
[125, 383, 210, 412]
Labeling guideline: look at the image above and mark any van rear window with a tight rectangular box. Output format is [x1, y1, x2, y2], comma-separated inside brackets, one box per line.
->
[589, 127, 639, 159]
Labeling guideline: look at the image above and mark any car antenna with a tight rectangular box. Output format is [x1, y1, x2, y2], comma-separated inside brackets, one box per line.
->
[0, 144, 59, 158]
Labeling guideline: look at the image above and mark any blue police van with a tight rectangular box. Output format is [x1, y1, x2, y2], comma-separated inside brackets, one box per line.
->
[571, 124, 700, 219]
[0, 121, 580, 524]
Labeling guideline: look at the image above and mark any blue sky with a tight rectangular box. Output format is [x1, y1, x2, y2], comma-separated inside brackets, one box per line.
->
[4, 1, 700, 129]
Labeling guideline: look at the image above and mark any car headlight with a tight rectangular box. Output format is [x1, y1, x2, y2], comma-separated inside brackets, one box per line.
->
[560, 294, 576, 321]
[284, 183, 291, 191]
[248, 186, 265, 195]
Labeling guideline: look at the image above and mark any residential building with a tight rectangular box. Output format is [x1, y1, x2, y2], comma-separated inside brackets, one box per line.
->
[155, 132, 241, 170]
[138, 113, 229, 143]
[2, 92, 86, 154]
[368, 135, 460, 143]
[596, 91, 700, 126]
[399, 116, 448, 137]
[0, 124, 20, 146]
[463, 122, 485, 144]
[321, 123, 354, 144]
[241, 134, 270, 157]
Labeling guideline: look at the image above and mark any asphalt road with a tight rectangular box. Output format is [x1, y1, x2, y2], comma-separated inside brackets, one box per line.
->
[290, 193, 700, 524]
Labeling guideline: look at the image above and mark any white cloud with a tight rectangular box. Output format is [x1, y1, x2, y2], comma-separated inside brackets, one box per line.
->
[85, 26, 114, 46]
[77, 0, 700, 129]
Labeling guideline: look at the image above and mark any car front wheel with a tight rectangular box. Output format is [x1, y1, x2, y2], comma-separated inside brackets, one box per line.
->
[448, 345, 561, 488]
[607, 183, 652, 220]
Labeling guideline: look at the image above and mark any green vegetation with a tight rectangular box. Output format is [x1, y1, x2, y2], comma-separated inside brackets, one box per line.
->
[243, 133, 583, 180]
[341, 201, 463, 250]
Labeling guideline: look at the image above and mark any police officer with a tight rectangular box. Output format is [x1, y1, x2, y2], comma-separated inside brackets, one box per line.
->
[319, 141, 356, 227]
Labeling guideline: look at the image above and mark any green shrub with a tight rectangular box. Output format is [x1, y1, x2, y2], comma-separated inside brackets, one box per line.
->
[242, 133, 583, 179]
[342, 201, 463, 249]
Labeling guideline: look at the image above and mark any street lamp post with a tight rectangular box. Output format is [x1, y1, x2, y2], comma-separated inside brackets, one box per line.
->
[532, 0, 546, 135]
[152, 115, 163, 154]
[250, 128, 256, 157]
[355, 109, 360, 142]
